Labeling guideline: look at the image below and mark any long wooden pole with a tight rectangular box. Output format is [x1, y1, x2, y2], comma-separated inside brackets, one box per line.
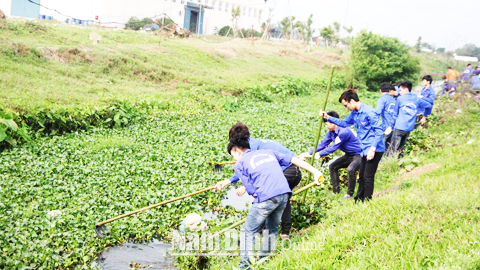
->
[96, 186, 215, 227]
[302, 66, 335, 201]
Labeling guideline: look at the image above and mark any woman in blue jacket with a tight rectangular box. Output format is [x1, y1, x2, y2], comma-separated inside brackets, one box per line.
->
[215, 122, 301, 240]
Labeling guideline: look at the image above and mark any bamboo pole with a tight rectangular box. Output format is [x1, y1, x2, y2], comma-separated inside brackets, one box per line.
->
[302, 66, 335, 201]
[96, 186, 215, 227]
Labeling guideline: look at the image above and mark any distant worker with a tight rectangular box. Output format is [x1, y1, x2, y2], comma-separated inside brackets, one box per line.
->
[472, 66, 480, 76]
[390, 81, 432, 158]
[375, 83, 397, 155]
[446, 66, 460, 82]
[298, 111, 362, 200]
[417, 75, 436, 125]
[460, 64, 473, 81]
[471, 74, 480, 90]
[440, 76, 457, 96]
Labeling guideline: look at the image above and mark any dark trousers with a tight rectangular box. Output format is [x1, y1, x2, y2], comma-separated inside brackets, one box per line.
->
[390, 129, 410, 158]
[280, 165, 301, 235]
[383, 133, 393, 157]
[328, 154, 361, 196]
[355, 152, 383, 202]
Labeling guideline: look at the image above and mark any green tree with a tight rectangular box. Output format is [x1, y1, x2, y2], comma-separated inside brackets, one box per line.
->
[304, 14, 315, 43]
[342, 25, 354, 45]
[231, 6, 241, 37]
[320, 26, 334, 47]
[349, 30, 420, 91]
[437, 47, 446, 53]
[415, 36, 422, 52]
[279, 16, 295, 40]
[126, 17, 152, 30]
[455, 43, 480, 58]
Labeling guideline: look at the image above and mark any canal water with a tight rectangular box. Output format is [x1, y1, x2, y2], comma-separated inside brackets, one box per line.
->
[95, 186, 254, 269]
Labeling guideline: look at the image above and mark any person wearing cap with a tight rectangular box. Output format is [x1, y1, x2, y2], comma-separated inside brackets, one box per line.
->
[460, 64, 473, 81]
[319, 89, 385, 202]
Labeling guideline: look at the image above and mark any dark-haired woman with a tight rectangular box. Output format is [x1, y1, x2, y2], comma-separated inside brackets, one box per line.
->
[215, 122, 301, 240]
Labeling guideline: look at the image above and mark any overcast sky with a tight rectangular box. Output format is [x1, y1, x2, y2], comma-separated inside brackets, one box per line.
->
[266, 0, 478, 51]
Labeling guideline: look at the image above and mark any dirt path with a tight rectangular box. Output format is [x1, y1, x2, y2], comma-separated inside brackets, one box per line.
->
[374, 163, 440, 197]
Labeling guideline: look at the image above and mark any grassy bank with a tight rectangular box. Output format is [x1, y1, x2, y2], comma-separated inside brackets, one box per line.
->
[0, 19, 342, 111]
[206, 98, 480, 269]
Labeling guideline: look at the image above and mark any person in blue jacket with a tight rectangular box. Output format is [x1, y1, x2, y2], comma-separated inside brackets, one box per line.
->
[472, 66, 480, 76]
[418, 75, 436, 123]
[320, 89, 385, 202]
[216, 131, 323, 270]
[376, 83, 397, 153]
[390, 80, 432, 158]
[460, 64, 473, 81]
[440, 76, 457, 96]
[298, 111, 361, 200]
[215, 122, 301, 240]
[471, 74, 480, 90]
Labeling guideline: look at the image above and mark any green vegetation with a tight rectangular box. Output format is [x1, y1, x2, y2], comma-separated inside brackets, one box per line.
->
[0, 90, 381, 269]
[348, 31, 420, 90]
[207, 98, 480, 270]
[1, 19, 478, 269]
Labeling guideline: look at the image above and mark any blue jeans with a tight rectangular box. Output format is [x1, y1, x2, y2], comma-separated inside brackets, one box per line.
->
[239, 193, 289, 270]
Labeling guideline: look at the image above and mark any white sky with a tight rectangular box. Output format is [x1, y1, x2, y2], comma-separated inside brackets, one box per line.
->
[266, 0, 479, 51]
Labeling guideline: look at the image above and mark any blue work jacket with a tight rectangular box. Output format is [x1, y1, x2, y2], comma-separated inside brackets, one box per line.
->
[327, 102, 385, 156]
[234, 149, 292, 203]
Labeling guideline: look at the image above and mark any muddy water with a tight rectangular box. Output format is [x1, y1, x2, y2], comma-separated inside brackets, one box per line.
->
[96, 187, 253, 269]
[95, 239, 175, 270]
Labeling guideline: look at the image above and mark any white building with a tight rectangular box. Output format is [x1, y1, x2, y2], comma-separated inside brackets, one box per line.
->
[453, 53, 479, 63]
[0, 0, 266, 34]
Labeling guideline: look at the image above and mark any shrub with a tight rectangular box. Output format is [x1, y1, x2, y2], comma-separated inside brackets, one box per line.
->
[218, 26, 232, 36]
[349, 30, 420, 91]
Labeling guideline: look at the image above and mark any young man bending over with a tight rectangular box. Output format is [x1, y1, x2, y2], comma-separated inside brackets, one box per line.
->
[390, 80, 432, 158]
[299, 111, 361, 200]
[215, 133, 323, 270]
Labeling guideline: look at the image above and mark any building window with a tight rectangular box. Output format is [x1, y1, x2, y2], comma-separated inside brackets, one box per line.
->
[219, 2, 222, 10]
[253, 9, 256, 17]
[181, 0, 185, 3]
[259, 10, 262, 18]
[212, 0, 215, 9]
[243, 7, 246, 15]
[205, 0, 209, 5]
[248, 8, 251, 16]
[225, 3, 229, 12]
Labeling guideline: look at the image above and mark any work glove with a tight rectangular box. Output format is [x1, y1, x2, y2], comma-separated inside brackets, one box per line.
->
[314, 171, 324, 186]
[384, 127, 392, 135]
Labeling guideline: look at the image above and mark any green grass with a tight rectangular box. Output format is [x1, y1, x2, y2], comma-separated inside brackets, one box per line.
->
[205, 99, 480, 270]
[0, 19, 340, 112]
